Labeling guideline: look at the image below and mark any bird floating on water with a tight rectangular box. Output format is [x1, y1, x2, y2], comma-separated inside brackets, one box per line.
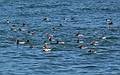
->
[90, 41, 99, 46]
[102, 36, 107, 40]
[56, 40, 65, 45]
[106, 18, 113, 29]
[78, 45, 87, 49]
[10, 25, 17, 31]
[88, 49, 96, 53]
[46, 33, 54, 42]
[43, 17, 49, 22]
[75, 32, 84, 43]
[6, 20, 10, 24]
[106, 18, 113, 25]
[16, 39, 30, 45]
[43, 43, 52, 52]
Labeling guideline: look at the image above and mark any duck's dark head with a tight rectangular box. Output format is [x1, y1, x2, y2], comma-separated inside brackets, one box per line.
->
[26, 40, 30, 43]
[79, 45, 84, 49]
[23, 23, 25, 27]
[16, 39, 19, 45]
[59, 24, 63, 27]
[28, 31, 31, 33]
[75, 32, 80, 36]
[12, 25, 16, 27]
[56, 40, 59, 44]
[18, 28, 22, 31]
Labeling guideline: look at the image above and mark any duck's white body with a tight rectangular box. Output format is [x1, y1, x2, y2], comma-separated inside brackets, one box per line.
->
[106, 19, 113, 25]
[102, 36, 107, 40]
[58, 41, 65, 44]
[19, 41, 26, 44]
[43, 43, 51, 52]
[43, 48, 51, 52]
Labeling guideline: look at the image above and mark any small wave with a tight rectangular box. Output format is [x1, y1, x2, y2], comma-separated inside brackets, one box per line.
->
[17, 3, 71, 9]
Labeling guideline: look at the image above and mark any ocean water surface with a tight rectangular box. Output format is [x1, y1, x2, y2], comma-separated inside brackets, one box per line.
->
[0, 0, 120, 75]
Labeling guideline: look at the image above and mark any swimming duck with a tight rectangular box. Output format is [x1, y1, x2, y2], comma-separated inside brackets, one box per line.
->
[78, 45, 87, 49]
[6, 20, 10, 24]
[16, 40, 25, 45]
[75, 32, 84, 38]
[18, 28, 22, 31]
[59, 24, 63, 27]
[48, 36, 52, 41]
[75, 32, 84, 43]
[43, 17, 49, 21]
[52, 27, 58, 31]
[16, 39, 30, 45]
[106, 18, 113, 25]
[90, 41, 98, 46]
[76, 37, 84, 43]
[56, 40, 65, 44]
[88, 49, 96, 53]
[43, 43, 51, 52]
[22, 23, 26, 27]
[46, 33, 54, 41]
[27, 31, 35, 35]
[75, 32, 80, 37]
[10, 25, 17, 31]
[18, 27, 28, 32]
[102, 36, 107, 40]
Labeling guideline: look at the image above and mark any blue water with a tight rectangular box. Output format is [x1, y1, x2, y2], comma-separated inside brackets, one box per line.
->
[0, 0, 120, 75]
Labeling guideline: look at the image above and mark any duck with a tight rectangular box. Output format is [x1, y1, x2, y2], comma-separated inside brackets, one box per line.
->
[78, 45, 87, 49]
[102, 36, 107, 40]
[75, 32, 84, 43]
[48, 36, 52, 41]
[75, 32, 80, 37]
[22, 23, 26, 27]
[6, 20, 10, 24]
[27, 31, 35, 35]
[75, 32, 84, 38]
[10, 25, 17, 31]
[88, 49, 96, 53]
[43, 17, 49, 21]
[18, 27, 27, 32]
[52, 27, 58, 31]
[78, 34, 84, 38]
[106, 18, 113, 25]
[56, 40, 65, 45]
[16, 40, 25, 45]
[46, 33, 54, 41]
[43, 48, 51, 52]
[90, 41, 99, 46]
[16, 39, 30, 45]
[18, 28, 22, 31]
[76, 39, 84, 43]
[59, 24, 63, 27]
[43, 43, 51, 52]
